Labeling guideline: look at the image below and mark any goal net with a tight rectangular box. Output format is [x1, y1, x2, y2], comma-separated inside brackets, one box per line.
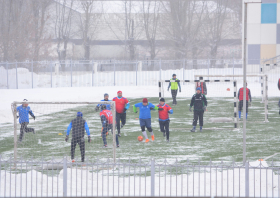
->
[10, 101, 116, 162]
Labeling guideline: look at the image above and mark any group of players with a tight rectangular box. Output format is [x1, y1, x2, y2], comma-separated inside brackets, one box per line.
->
[16, 74, 254, 162]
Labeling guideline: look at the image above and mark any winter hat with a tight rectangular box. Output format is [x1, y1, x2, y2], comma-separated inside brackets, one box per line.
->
[196, 87, 202, 91]
[172, 74, 176, 77]
[160, 98, 165, 102]
[117, 91, 122, 94]
[77, 112, 83, 117]
[143, 98, 148, 103]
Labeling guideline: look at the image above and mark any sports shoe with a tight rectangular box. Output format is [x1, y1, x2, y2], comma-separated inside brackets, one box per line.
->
[72, 159, 75, 163]
[103, 145, 108, 148]
[163, 132, 166, 137]
[166, 140, 169, 143]
[106, 132, 109, 136]
[145, 139, 150, 143]
[117, 145, 120, 148]
[151, 135, 155, 141]
[190, 128, 196, 132]
[118, 133, 121, 137]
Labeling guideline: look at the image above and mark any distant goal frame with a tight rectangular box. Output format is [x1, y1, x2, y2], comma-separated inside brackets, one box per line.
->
[11, 101, 117, 162]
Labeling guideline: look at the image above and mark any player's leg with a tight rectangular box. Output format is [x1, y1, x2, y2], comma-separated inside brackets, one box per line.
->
[238, 100, 243, 119]
[101, 124, 108, 147]
[71, 138, 77, 162]
[159, 121, 165, 137]
[171, 90, 176, 105]
[191, 111, 199, 132]
[25, 122, 35, 134]
[140, 119, 149, 142]
[146, 118, 154, 141]
[116, 113, 121, 136]
[120, 113, 126, 128]
[78, 137, 85, 162]
[18, 122, 27, 142]
[199, 111, 204, 132]
[174, 89, 178, 105]
[165, 120, 170, 142]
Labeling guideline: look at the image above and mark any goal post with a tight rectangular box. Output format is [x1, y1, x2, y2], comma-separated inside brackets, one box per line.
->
[10, 101, 116, 163]
[158, 79, 238, 128]
[194, 75, 268, 123]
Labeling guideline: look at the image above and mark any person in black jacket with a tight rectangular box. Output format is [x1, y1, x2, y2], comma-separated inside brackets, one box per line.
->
[65, 112, 91, 163]
[189, 87, 207, 132]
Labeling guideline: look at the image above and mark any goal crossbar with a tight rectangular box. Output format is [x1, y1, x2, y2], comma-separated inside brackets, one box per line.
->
[11, 101, 117, 163]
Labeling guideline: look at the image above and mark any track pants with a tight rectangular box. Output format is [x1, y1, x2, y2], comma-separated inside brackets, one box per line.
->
[71, 137, 85, 162]
[192, 111, 204, 126]
[19, 122, 34, 141]
[102, 124, 119, 146]
[238, 100, 248, 113]
[171, 89, 178, 104]
[116, 112, 126, 134]
[159, 120, 170, 140]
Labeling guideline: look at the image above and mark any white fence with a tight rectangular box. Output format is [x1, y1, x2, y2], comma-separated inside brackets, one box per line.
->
[0, 156, 280, 197]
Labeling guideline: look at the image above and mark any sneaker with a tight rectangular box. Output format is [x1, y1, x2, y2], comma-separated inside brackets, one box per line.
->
[163, 132, 166, 137]
[118, 133, 121, 137]
[103, 145, 108, 148]
[117, 145, 120, 148]
[145, 139, 150, 143]
[106, 132, 109, 136]
[190, 128, 196, 132]
[166, 140, 169, 143]
[72, 159, 75, 163]
[151, 135, 155, 141]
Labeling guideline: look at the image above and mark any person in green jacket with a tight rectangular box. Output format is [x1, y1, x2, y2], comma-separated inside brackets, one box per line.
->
[167, 74, 181, 105]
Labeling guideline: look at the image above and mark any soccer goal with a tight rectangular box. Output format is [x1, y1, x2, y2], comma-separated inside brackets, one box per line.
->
[158, 79, 239, 128]
[194, 75, 268, 123]
[10, 101, 117, 162]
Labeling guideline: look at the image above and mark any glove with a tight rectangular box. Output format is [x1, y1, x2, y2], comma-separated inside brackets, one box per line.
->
[95, 106, 99, 112]
[123, 108, 127, 113]
[179, 89, 181, 93]
[158, 108, 164, 111]
[168, 111, 171, 114]
[135, 111, 138, 113]
[65, 135, 69, 142]
[150, 107, 154, 110]
[249, 102, 252, 107]
[189, 107, 192, 112]
[88, 136, 91, 143]
[203, 106, 207, 111]
[32, 115, 35, 120]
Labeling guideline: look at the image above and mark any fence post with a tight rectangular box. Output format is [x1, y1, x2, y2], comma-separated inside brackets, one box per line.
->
[114, 60, 116, 86]
[245, 161, 249, 197]
[183, 59, 185, 85]
[151, 158, 155, 196]
[6, 62, 9, 89]
[32, 61, 34, 89]
[16, 62, 18, 89]
[136, 62, 137, 86]
[159, 59, 162, 83]
[91, 60, 94, 87]
[71, 60, 72, 87]
[63, 157, 67, 197]
[50, 62, 52, 88]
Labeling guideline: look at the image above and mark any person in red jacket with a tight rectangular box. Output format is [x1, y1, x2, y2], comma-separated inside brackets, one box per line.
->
[238, 83, 252, 119]
[195, 82, 207, 95]
[113, 91, 130, 137]
[157, 98, 173, 142]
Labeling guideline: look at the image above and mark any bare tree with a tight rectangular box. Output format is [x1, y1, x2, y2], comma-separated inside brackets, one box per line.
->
[141, 0, 161, 61]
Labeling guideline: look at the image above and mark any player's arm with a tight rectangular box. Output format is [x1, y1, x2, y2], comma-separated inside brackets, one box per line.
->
[204, 83, 207, 95]
[133, 104, 138, 113]
[238, 89, 240, 98]
[124, 99, 130, 112]
[16, 106, 20, 118]
[178, 81, 181, 92]
[168, 106, 173, 114]
[84, 122, 91, 142]
[189, 95, 195, 112]
[95, 104, 100, 112]
[248, 89, 252, 102]
[65, 122, 72, 142]
[28, 108, 35, 120]
[152, 104, 163, 111]
[167, 82, 171, 90]
[203, 95, 208, 107]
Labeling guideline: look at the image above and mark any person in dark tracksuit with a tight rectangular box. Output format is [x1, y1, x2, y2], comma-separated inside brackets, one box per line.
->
[157, 98, 173, 142]
[100, 105, 119, 148]
[238, 83, 252, 120]
[189, 87, 207, 132]
[167, 74, 181, 105]
[17, 99, 36, 143]
[65, 112, 91, 163]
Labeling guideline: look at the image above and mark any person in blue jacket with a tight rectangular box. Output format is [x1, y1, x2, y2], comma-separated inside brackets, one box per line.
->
[95, 93, 112, 112]
[17, 99, 35, 142]
[65, 112, 91, 163]
[133, 98, 163, 142]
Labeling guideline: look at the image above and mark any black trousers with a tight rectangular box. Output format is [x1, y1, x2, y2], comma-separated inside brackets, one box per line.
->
[238, 100, 248, 113]
[159, 120, 170, 140]
[102, 124, 119, 146]
[116, 112, 126, 134]
[171, 89, 178, 104]
[19, 122, 34, 141]
[192, 111, 204, 126]
[71, 137, 85, 162]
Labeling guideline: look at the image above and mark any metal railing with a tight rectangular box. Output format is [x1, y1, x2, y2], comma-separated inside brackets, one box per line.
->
[1, 59, 273, 89]
[0, 156, 279, 197]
